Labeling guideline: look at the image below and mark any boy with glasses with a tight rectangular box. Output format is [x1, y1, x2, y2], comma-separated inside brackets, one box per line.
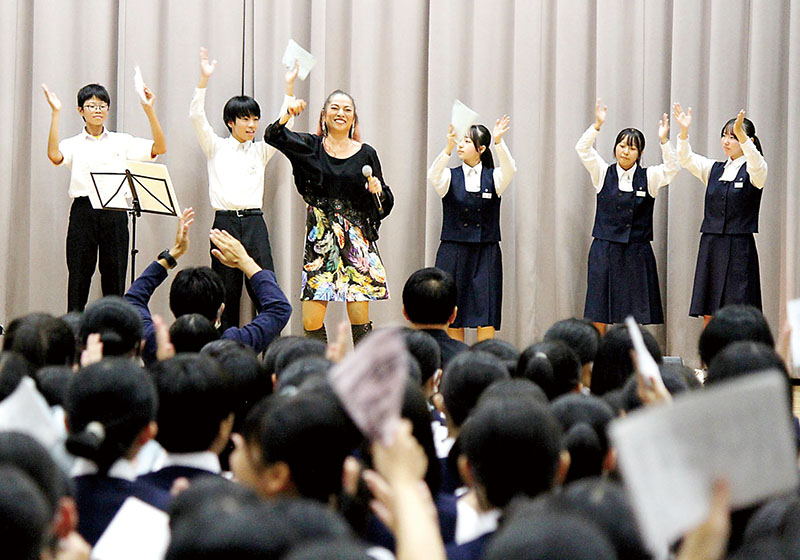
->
[42, 82, 167, 312]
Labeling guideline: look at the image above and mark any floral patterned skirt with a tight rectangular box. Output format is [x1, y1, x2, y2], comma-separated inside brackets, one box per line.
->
[301, 205, 389, 301]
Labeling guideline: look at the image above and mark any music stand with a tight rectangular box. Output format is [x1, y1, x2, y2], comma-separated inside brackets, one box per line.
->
[90, 161, 180, 284]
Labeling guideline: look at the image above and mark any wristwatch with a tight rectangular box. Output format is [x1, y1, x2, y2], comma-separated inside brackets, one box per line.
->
[158, 249, 177, 269]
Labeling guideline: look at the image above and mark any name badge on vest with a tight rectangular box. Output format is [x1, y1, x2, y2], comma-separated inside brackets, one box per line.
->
[734, 181, 744, 189]
[482, 192, 492, 199]
[636, 190, 646, 197]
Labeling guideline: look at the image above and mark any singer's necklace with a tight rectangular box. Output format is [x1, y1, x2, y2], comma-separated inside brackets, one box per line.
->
[323, 136, 355, 158]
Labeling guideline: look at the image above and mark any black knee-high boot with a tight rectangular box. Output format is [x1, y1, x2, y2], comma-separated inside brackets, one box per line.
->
[304, 325, 327, 343]
[350, 321, 373, 347]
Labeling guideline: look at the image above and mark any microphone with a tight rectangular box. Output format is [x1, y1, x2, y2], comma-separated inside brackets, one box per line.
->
[362, 165, 383, 212]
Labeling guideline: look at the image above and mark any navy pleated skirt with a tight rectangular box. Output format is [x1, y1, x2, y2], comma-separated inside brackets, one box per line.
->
[584, 238, 663, 325]
[434, 241, 502, 329]
[689, 233, 761, 316]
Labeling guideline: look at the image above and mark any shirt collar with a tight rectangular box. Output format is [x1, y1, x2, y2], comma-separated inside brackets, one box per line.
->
[227, 136, 253, 151]
[161, 451, 221, 473]
[71, 457, 139, 481]
[616, 162, 637, 180]
[462, 162, 483, 177]
[82, 127, 109, 141]
[725, 156, 746, 173]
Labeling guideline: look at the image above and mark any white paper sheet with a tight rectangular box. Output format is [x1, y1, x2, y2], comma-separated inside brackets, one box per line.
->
[787, 298, 800, 369]
[625, 316, 662, 387]
[92, 497, 170, 560]
[133, 65, 147, 103]
[282, 39, 316, 80]
[451, 99, 479, 140]
[610, 371, 798, 556]
[0, 377, 60, 448]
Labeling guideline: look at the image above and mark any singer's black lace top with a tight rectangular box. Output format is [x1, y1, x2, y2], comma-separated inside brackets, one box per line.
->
[265, 119, 393, 302]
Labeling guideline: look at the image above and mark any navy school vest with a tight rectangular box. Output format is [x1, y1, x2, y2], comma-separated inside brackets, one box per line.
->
[440, 166, 501, 243]
[591, 164, 655, 243]
[700, 161, 762, 234]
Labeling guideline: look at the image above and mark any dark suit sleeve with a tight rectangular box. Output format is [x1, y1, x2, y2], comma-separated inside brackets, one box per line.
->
[221, 269, 292, 353]
[123, 261, 168, 365]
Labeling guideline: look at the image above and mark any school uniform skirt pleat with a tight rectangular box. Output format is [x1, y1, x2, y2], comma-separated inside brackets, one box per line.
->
[689, 233, 761, 316]
[435, 241, 502, 329]
[584, 239, 663, 325]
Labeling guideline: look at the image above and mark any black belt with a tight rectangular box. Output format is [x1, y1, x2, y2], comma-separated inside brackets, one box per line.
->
[216, 208, 262, 217]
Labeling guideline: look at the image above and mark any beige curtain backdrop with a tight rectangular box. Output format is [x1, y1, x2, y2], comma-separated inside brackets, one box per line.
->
[2, 0, 798, 367]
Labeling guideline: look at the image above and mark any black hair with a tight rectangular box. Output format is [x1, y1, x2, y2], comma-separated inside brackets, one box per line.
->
[600, 388, 626, 417]
[0, 465, 51, 560]
[79, 296, 143, 357]
[317, 89, 360, 140]
[440, 350, 509, 427]
[403, 328, 442, 385]
[241, 388, 360, 503]
[167, 497, 351, 560]
[0, 351, 32, 401]
[471, 338, 519, 376]
[467, 124, 495, 168]
[263, 336, 304, 375]
[169, 313, 220, 354]
[168, 474, 260, 531]
[402, 267, 457, 325]
[77, 83, 110, 108]
[743, 496, 800, 553]
[34, 365, 73, 407]
[478, 378, 549, 406]
[169, 267, 225, 322]
[722, 116, 764, 155]
[65, 359, 157, 473]
[460, 396, 563, 508]
[402, 380, 441, 494]
[148, 354, 234, 453]
[698, 304, 774, 367]
[201, 340, 271, 434]
[276, 356, 332, 394]
[551, 394, 615, 483]
[516, 340, 581, 400]
[223, 96, 261, 133]
[2, 312, 77, 367]
[544, 318, 601, 366]
[484, 509, 617, 560]
[274, 338, 328, 377]
[0, 431, 67, 518]
[284, 540, 372, 560]
[622, 363, 690, 412]
[591, 324, 663, 395]
[614, 127, 645, 164]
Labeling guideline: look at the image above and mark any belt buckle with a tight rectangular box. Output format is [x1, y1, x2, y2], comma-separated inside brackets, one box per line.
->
[235, 209, 246, 217]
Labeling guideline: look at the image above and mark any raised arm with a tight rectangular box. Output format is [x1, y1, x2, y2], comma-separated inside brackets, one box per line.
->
[140, 85, 166, 157]
[492, 115, 516, 196]
[673, 102, 715, 184]
[42, 84, 64, 165]
[190, 47, 220, 158]
[734, 109, 768, 188]
[426, 125, 457, 198]
[575, 98, 610, 191]
[646, 112, 680, 197]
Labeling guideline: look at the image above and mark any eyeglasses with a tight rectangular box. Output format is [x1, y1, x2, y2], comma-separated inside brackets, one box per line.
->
[83, 103, 108, 112]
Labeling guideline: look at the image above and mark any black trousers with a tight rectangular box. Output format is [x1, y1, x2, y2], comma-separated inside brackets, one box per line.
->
[211, 210, 274, 329]
[66, 197, 129, 312]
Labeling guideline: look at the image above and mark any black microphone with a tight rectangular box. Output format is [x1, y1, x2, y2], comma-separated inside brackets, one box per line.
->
[362, 165, 383, 212]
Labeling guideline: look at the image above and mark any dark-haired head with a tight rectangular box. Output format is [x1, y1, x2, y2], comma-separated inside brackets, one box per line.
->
[614, 127, 645, 165]
[149, 354, 234, 454]
[471, 338, 519, 376]
[34, 365, 73, 407]
[516, 340, 581, 400]
[403, 328, 442, 391]
[551, 394, 615, 482]
[263, 336, 304, 376]
[0, 465, 51, 560]
[467, 124, 494, 168]
[66, 359, 157, 473]
[79, 296, 143, 357]
[722, 116, 763, 155]
[591, 324, 662, 395]
[2, 313, 77, 367]
[478, 378, 549, 407]
[460, 395, 564, 509]
[318, 89, 360, 141]
[699, 305, 773, 368]
[402, 267, 457, 326]
[169, 314, 220, 354]
[438, 350, 509, 428]
[276, 356, 332, 394]
[77, 84, 110, 108]
[274, 338, 328, 378]
[170, 266, 225, 324]
[622, 363, 690, 412]
[284, 539, 372, 560]
[0, 351, 33, 402]
[223, 95, 260, 133]
[544, 318, 600, 366]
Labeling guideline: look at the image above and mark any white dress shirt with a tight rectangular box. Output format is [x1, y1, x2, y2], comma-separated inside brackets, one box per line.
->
[58, 129, 156, 198]
[427, 140, 517, 198]
[190, 88, 294, 210]
[677, 137, 768, 189]
[72, 457, 139, 481]
[575, 125, 679, 197]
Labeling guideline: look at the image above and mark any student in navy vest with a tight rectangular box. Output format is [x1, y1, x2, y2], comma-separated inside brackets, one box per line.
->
[673, 104, 768, 328]
[576, 99, 679, 335]
[427, 116, 516, 342]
